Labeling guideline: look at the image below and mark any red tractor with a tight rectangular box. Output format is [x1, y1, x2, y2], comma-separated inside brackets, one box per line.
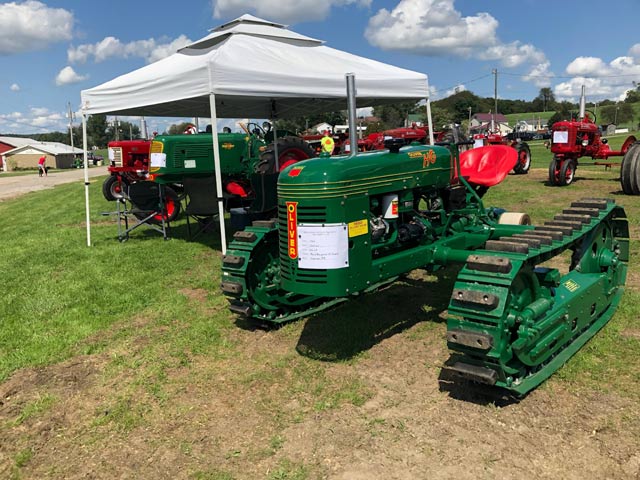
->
[472, 132, 531, 175]
[102, 139, 152, 201]
[549, 86, 636, 186]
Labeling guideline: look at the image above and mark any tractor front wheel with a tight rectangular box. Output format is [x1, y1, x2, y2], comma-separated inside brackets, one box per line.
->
[133, 186, 182, 224]
[558, 159, 576, 186]
[548, 157, 560, 186]
[102, 175, 127, 201]
[513, 143, 531, 174]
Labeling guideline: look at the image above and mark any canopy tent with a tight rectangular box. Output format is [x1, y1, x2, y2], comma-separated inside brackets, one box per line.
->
[80, 14, 432, 250]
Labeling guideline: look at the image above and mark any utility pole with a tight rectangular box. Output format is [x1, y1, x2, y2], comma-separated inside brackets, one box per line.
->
[114, 117, 120, 141]
[467, 106, 472, 136]
[492, 68, 498, 133]
[67, 102, 75, 150]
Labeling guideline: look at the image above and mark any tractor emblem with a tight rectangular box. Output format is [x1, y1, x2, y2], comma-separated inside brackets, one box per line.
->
[221, 143, 235, 150]
[422, 150, 436, 168]
[286, 202, 298, 259]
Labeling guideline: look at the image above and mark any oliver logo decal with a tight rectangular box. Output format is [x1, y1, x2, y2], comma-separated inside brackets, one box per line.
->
[286, 202, 298, 259]
[221, 143, 235, 150]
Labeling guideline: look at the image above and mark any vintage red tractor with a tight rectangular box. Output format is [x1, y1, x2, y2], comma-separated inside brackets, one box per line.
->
[549, 86, 636, 186]
[102, 139, 152, 201]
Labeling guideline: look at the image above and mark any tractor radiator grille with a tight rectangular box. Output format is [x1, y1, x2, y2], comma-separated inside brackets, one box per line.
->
[111, 147, 123, 167]
[278, 204, 328, 283]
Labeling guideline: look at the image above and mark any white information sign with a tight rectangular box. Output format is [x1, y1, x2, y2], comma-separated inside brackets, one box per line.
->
[150, 152, 166, 168]
[473, 139, 484, 148]
[298, 223, 349, 270]
[185, 159, 196, 168]
[553, 131, 569, 144]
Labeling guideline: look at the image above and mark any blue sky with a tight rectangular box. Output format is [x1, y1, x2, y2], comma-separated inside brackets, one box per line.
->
[1, 0, 639, 135]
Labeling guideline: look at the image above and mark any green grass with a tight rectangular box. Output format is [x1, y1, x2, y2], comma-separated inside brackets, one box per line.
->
[0, 177, 226, 381]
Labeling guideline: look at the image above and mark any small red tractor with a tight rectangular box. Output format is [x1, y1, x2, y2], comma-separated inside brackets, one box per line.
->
[102, 139, 152, 201]
[472, 132, 531, 175]
[549, 86, 636, 186]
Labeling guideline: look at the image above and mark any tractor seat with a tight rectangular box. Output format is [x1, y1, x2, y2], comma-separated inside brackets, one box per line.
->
[458, 145, 518, 187]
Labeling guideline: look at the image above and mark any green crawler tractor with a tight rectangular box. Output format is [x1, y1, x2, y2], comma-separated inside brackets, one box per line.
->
[221, 140, 628, 395]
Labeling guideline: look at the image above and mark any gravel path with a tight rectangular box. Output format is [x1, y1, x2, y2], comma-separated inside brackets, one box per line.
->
[0, 166, 108, 201]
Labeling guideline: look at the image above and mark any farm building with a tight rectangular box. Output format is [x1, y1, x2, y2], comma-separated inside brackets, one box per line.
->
[470, 113, 512, 135]
[2, 142, 84, 171]
[0, 136, 38, 171]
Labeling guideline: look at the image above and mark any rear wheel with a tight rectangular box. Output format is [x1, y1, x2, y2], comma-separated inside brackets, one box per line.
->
[513, 143, 531, 174]
[255, 137, 316, 174]
[620, 142, 640, 195]
[102, 175, 127, 201]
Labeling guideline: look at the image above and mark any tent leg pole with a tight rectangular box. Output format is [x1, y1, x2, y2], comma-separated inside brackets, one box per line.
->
[209, 93, 227, 254]
[426, 96, 435, 145]
[82, 112, 91, 246]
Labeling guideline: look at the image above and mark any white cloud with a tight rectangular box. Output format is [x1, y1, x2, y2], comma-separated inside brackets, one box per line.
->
[565, 57, 608, 76]
[0, 107, 65, 132]
[523, 61, 553, 88]
[10, 83, 20, 92]
[212, 0, 371, 23]
[629, 43, 640, 59]
[365, 0, 546, 70]
[67, 35, 192, 64]
[0, 1, 73, 55]
[55, 66, 88, 86]
[555, 49, 640, 100]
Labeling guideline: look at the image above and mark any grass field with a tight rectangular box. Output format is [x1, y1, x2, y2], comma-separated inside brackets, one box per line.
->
[1, 153, 639, 478]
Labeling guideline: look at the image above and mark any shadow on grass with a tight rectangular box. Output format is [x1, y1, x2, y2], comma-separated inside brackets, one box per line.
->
[294, 266, 460, 363]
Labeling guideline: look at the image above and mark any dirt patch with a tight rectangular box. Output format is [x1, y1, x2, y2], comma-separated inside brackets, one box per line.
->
[2, 305, 639, 479]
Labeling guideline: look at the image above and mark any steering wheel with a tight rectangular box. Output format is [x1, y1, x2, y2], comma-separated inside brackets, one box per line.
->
[585, 109, 597, 124]
[247, 122, 266, 137]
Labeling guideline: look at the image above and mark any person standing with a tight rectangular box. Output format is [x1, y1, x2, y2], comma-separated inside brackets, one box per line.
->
[38, 154, 47, 177]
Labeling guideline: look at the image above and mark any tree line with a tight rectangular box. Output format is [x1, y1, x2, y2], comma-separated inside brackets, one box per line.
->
[4, 85, 639, 148]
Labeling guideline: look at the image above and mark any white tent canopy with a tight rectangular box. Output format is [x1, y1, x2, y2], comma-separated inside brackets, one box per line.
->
[81, 14, 429, 118]
[79, 14, 431, 250]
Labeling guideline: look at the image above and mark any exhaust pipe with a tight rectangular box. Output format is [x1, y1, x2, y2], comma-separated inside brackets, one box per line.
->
[578, 85, 586, 121]
[346, 73, 358, 159]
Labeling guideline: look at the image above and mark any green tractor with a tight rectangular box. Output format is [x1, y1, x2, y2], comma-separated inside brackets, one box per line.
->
[221, 139, 629, 395]
[147, 122, 315, 217]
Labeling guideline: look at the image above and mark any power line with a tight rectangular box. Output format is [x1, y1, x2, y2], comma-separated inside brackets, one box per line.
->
[431, 73, 493, 94]
[501, 72, 640, 80]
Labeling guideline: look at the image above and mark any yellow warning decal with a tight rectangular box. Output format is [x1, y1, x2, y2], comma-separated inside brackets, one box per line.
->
[348, 219, 368, 237]
[563, 279, 580, 292]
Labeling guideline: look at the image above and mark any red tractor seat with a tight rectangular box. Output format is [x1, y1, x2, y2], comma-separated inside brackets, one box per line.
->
[458, 145, 517, 187]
